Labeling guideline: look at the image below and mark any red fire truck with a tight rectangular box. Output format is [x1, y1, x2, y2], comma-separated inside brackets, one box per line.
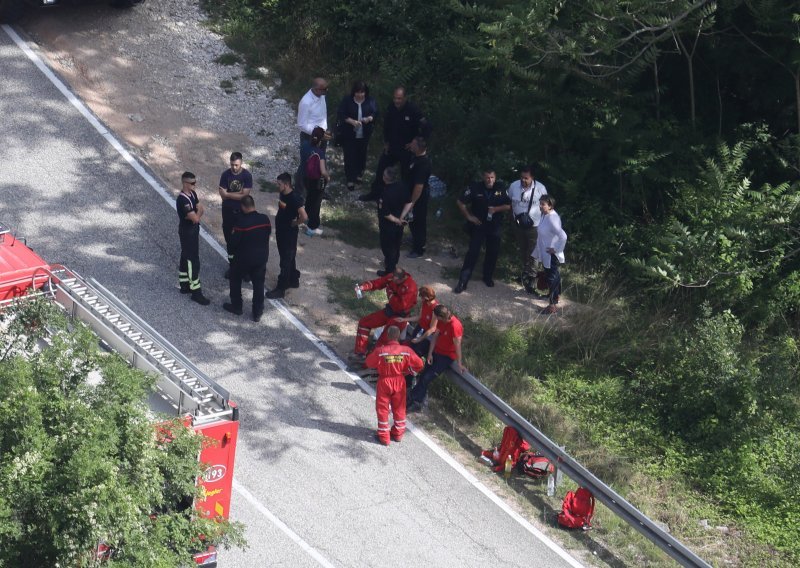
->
[0, 225, 239, 567]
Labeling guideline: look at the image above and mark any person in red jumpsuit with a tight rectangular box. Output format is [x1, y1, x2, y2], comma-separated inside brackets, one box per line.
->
[400, 285, 438, 358]
[350, 268, 418, 365]
[365, 326, 425, 445]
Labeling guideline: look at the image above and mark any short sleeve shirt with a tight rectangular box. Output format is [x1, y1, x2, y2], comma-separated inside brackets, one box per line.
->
[176, 190, 198, 226]
[219, 168, 253, 210]
[275, 191, 305, 232]
[406, 154, 431, 195]
[378, 182, 410, 222]
[419, 299, 439, 331]
[434, 316, 463, 360]
[459, 181, 510, 228]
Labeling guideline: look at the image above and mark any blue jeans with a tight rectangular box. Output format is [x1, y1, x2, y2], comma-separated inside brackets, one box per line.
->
[545, 254, 561, 305]
[410, 352, 454, 404]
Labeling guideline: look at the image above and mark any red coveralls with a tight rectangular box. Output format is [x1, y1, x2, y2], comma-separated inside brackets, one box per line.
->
[365, 341, 424, 444]
[354, 273, 418, 355]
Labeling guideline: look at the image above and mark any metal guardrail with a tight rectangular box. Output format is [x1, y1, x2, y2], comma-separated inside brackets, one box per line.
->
[446, 363, 712, 568]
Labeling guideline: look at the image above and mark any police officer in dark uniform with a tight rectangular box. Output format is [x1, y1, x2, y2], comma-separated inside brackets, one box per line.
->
[454, 168, 511, 293]
[218, 151, 253, 278]
[401, 136, 432, 259]
[266, 173, 308, 299]
[176, 171, 210, 305]
[222, 195, 271, 322]
[377, 165, 411, 276]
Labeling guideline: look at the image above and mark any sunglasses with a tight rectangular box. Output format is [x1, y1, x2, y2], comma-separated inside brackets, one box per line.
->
[184, 180, 196, 185]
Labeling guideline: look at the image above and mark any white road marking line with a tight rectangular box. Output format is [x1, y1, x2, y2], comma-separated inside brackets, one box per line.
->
[2, 23, 333, 568]
[3, 23, 582, 568]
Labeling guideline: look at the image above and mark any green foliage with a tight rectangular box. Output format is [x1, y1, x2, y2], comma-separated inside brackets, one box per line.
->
[0, 300, 244, 566]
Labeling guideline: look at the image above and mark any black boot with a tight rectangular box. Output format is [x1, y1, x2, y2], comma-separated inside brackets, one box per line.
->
[191, 290, 211, 306]
[266, 288, 285, 299]
[222, 302, 243, 315]
[454, 280, 468, 294]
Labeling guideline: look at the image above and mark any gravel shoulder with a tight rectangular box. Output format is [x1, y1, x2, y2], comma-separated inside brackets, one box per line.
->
[18, 0, 568, 363]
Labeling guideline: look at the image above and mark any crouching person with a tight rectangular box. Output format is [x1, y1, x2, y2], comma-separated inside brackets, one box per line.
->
[408, 305, 464, 412]
[350, 268, 418, 366]
[365, 326, 424, 445]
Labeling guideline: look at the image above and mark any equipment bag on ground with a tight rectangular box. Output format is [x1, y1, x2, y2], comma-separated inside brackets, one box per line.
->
[516, 451, 555, 478]
[480, 425, 531, 472]
[558, 487, 595, 530]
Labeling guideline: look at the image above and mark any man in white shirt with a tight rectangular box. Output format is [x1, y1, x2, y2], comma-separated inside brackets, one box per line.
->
[506, 165, 547, 293]
[297, 77, 329, 145]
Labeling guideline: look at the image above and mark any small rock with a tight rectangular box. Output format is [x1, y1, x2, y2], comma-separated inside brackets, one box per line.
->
[715, 525, 729, 534]
[128, 113, 144, 122]
[698, 519, 710, 530]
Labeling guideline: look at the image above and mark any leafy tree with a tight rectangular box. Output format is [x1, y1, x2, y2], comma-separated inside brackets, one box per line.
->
[0, 299, 244, 567]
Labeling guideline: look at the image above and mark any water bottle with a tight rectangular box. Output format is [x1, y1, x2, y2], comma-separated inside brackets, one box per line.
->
[503, 454, 513, 478]
[355, 285, 363, 299]
[547, 473, 556, 496]
[486, 211, 493, 222]
[492, 447, 500, 463]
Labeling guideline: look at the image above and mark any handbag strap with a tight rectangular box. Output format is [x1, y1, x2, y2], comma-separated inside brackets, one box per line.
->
[523, 183, 536, 216]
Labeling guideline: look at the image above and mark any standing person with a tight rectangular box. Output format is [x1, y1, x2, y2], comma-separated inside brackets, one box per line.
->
[223, 195, 271, 322]
[337, 80, 378, 191]
[408, 305, 464, 412]
[359, 86, 428, 202]
[300, 126, 330, 237]
[266, 173, 308, 300]
[377, 166, 410, 276]
[297, 77, 328, 146]
[454, 168, 511, 293]
[507, 165, 547, 293]
[400, 137, 432, 259]
[218, 152, 253, 278]
[400, 285, 438, 358]
[350, 268, 418, 366]
[176, 171, 210, 306]
[533, 194, 567, 314]
[365, 326, 424, 445]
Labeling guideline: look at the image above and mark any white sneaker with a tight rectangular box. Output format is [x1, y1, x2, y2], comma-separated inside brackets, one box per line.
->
[312, 228, 324, 236]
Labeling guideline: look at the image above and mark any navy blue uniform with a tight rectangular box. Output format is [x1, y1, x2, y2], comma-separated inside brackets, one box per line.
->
[176, 190, 202, 293]
[405, 153, 432, 255]
[378, 181, 410, 273]
[457, 181, 510, 284]
[219, 168, 253, 262]
[275, 191, 304, 290]
[229, 211, 271, 318]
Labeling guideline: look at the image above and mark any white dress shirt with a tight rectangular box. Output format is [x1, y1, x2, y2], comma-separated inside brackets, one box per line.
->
[532, 210, 567, 268]
[507, 179, 547, 226]
[297, 89, 328, 135]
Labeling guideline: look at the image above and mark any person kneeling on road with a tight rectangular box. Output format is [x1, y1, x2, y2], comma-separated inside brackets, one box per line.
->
[223, 195, 271, 322]
[365, 326, 424, 446]
[350, 268, 418, 366]
[408, 305, 464, 412]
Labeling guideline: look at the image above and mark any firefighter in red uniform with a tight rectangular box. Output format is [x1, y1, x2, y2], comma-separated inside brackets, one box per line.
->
[365, 326, 424, 445]
[350, 268, 418, 365]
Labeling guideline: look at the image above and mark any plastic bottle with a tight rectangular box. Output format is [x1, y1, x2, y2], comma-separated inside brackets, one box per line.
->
[547, 473, 556, 496]
[355, 285, 363, 299]
[492, 447, 500, 463]
[486, 211, 493, 221]
[503, 454, 513, 478]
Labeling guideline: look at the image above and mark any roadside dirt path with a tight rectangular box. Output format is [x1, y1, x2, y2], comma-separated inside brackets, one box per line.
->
[18, 0, 567, 360]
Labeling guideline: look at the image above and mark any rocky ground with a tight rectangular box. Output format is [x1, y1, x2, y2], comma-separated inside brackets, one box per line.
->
[19, 0, 567, 361]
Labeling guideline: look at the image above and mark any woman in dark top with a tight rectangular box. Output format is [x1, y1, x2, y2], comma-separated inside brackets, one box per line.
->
[337, 81, 379, 191]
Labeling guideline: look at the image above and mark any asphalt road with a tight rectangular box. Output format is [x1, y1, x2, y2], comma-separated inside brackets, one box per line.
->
[0, 26, 582, 568]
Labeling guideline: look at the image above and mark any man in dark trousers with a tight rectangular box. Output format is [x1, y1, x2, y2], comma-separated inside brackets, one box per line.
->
[454, 168, 511, 293]
[377, 165, 410, 277]
[359, 86, 428, 202]
[223, 195, 271, 322]
[400, 136, 432, 259]
[176, 171, 210, 306]
[218, 151, 253, 277]
[408, 305, 465, 412]
[267, 173, 308, 299]
[365, 325, 424, 445]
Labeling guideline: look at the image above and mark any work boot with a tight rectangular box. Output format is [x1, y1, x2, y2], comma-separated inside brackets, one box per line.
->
[454, 280, 467, 294]
[288, 278, 300, 289]
[252, 311, 263, 323]
[222, 302, 243, 315]
[179, 285, 191, 294]
[191, 291, 211, 306]
[266, 288, 285, 299]
[224, 268, 230, 279]
[483, 278, 495, 288]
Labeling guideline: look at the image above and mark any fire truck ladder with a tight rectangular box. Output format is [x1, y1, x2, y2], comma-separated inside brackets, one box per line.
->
[48, 267, 235, 426]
